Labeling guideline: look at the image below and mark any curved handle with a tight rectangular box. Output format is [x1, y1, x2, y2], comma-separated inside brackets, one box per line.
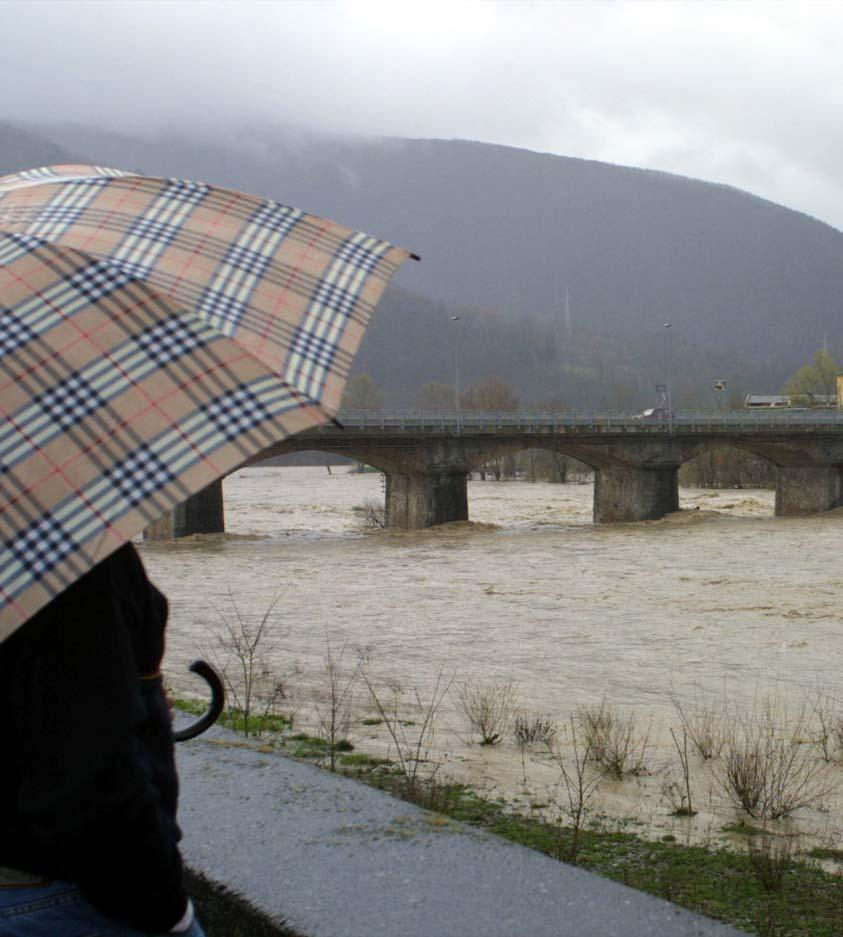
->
[172, 659, 225, 743]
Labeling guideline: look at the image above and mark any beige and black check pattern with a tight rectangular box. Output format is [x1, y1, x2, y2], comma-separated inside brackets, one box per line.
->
[0, 165, 411, 639]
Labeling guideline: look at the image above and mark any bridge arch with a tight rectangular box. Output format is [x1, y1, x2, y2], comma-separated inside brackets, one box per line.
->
[676, 438, 843, 517]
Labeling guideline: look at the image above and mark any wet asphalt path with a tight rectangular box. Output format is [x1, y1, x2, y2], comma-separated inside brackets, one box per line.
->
[175, 724, 747, 937]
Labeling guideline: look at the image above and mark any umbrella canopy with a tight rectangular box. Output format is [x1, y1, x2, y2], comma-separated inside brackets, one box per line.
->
[0, 165, 412, 640]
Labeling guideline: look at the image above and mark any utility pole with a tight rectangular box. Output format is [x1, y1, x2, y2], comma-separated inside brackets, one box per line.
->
[452, 315, 462, 424]
[664, 322, 673, 433]
[713, 380, 726, 413]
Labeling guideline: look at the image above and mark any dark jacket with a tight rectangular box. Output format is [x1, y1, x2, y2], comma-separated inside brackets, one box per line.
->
[0, 543, 188, 932]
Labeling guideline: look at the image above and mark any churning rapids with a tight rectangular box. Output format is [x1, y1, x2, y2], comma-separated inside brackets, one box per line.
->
[143, 466, 843, 846]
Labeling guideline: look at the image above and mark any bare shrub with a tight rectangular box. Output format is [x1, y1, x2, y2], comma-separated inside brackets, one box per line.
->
[720, 732, 766, 816]
[577, 700, 651, 779]
[513, 711, 557, 788]
[363, 667, 454, 797]
[456, 678, 517, 745]
[748, 831, 798, 892]
[716, 697, 836, 819]
[513, 711, 558, 748]
[660, 776, 689, 818]
[670, 688, 729, 760]
[312, 634, 362, 771]
[207, 592, 295, 738]
[577, 699, 614, 764]
[352, 498, 385, 529]
[662, 726, 697, 816]
[810, 688, 839, 762]
[548, 716, 608, 863]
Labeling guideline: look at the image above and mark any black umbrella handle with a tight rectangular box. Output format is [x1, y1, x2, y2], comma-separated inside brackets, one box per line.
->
[172, 659, 225, 743]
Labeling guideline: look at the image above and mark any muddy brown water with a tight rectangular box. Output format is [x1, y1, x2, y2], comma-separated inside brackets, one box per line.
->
[145, 466, 843, 848]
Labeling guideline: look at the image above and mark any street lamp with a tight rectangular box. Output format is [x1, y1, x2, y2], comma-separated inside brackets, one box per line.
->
[452, 314, 462, 423]
[664, 322, 673, 432]
[713, 380, 726, 413]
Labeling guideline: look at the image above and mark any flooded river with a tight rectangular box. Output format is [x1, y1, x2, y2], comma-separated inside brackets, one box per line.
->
[143, 466, 843, 845]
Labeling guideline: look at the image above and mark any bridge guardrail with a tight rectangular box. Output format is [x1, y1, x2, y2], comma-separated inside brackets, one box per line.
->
[326, 409, 843, 434]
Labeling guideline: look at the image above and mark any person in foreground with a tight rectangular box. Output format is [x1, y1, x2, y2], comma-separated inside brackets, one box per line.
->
[0, 543, 204, 936]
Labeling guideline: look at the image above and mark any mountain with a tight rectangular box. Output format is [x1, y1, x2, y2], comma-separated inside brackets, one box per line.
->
[3, 120, 841, 407]
[0, 122, 83, 176]
[358, 286, 754, 409]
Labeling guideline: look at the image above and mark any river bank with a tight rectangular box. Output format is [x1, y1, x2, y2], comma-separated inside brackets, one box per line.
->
[152, 467, 843, 874]
[175, 703, 842, 937]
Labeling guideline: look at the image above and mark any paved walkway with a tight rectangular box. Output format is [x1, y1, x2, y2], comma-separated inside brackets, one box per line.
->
[176, 725, 747, 937]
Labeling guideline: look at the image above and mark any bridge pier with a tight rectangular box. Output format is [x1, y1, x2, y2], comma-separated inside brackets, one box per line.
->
[775, 466, 843, 516]
[593, 464, 679, 523]
[143, 479, 225, 540]
[385, 471, 469, 529]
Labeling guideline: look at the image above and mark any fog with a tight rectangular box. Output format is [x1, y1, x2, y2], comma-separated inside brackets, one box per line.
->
[4, 0, 843, 230]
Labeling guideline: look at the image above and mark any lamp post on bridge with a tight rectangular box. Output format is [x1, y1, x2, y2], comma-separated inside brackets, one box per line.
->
[713, 379, 727, 413]
[452, 314, 462, 425]
[664, 322, 673, 433]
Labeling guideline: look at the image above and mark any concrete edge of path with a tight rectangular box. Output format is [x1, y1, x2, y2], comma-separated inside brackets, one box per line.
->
[175, 723, 749, 937]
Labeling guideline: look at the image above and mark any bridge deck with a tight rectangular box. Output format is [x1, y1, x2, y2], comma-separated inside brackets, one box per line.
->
[318, 409, 843, 436]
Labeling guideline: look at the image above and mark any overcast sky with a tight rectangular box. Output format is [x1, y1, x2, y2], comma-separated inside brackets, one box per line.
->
[5, 0, 843, 229]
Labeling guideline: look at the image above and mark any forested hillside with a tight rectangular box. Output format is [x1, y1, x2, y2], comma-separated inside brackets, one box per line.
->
[3, 120, 840, 408]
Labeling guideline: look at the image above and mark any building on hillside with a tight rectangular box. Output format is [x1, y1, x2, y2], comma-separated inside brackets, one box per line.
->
[744, 393, 838, 408]
[744, 395, 791, 408]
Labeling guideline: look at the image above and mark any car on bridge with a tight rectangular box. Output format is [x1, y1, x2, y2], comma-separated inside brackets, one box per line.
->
[634, 407, 674, 420]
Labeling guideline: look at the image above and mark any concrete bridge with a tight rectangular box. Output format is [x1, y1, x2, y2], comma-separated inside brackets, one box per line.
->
[145, 409, 843, 537]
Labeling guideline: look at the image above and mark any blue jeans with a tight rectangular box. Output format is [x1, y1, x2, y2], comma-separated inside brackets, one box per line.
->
[0, 882, 206, 937]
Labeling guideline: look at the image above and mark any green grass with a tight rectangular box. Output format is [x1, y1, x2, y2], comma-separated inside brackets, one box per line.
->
[287, 732, 325, 743]
[808, 848, 843, 863]
[222, 711, 293, 735]
[282, 733, 355, 759]
[179, 703, 843, 935]
[174, 699, 292, 736]
[285, 733, 329, 758]
[174, 698, 207, 716]
[354, 774, 843, 937]
[338, 753, 391, 769]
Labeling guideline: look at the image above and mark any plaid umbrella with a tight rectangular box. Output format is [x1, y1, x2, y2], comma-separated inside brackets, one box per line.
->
[0, 164, 413, 641]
